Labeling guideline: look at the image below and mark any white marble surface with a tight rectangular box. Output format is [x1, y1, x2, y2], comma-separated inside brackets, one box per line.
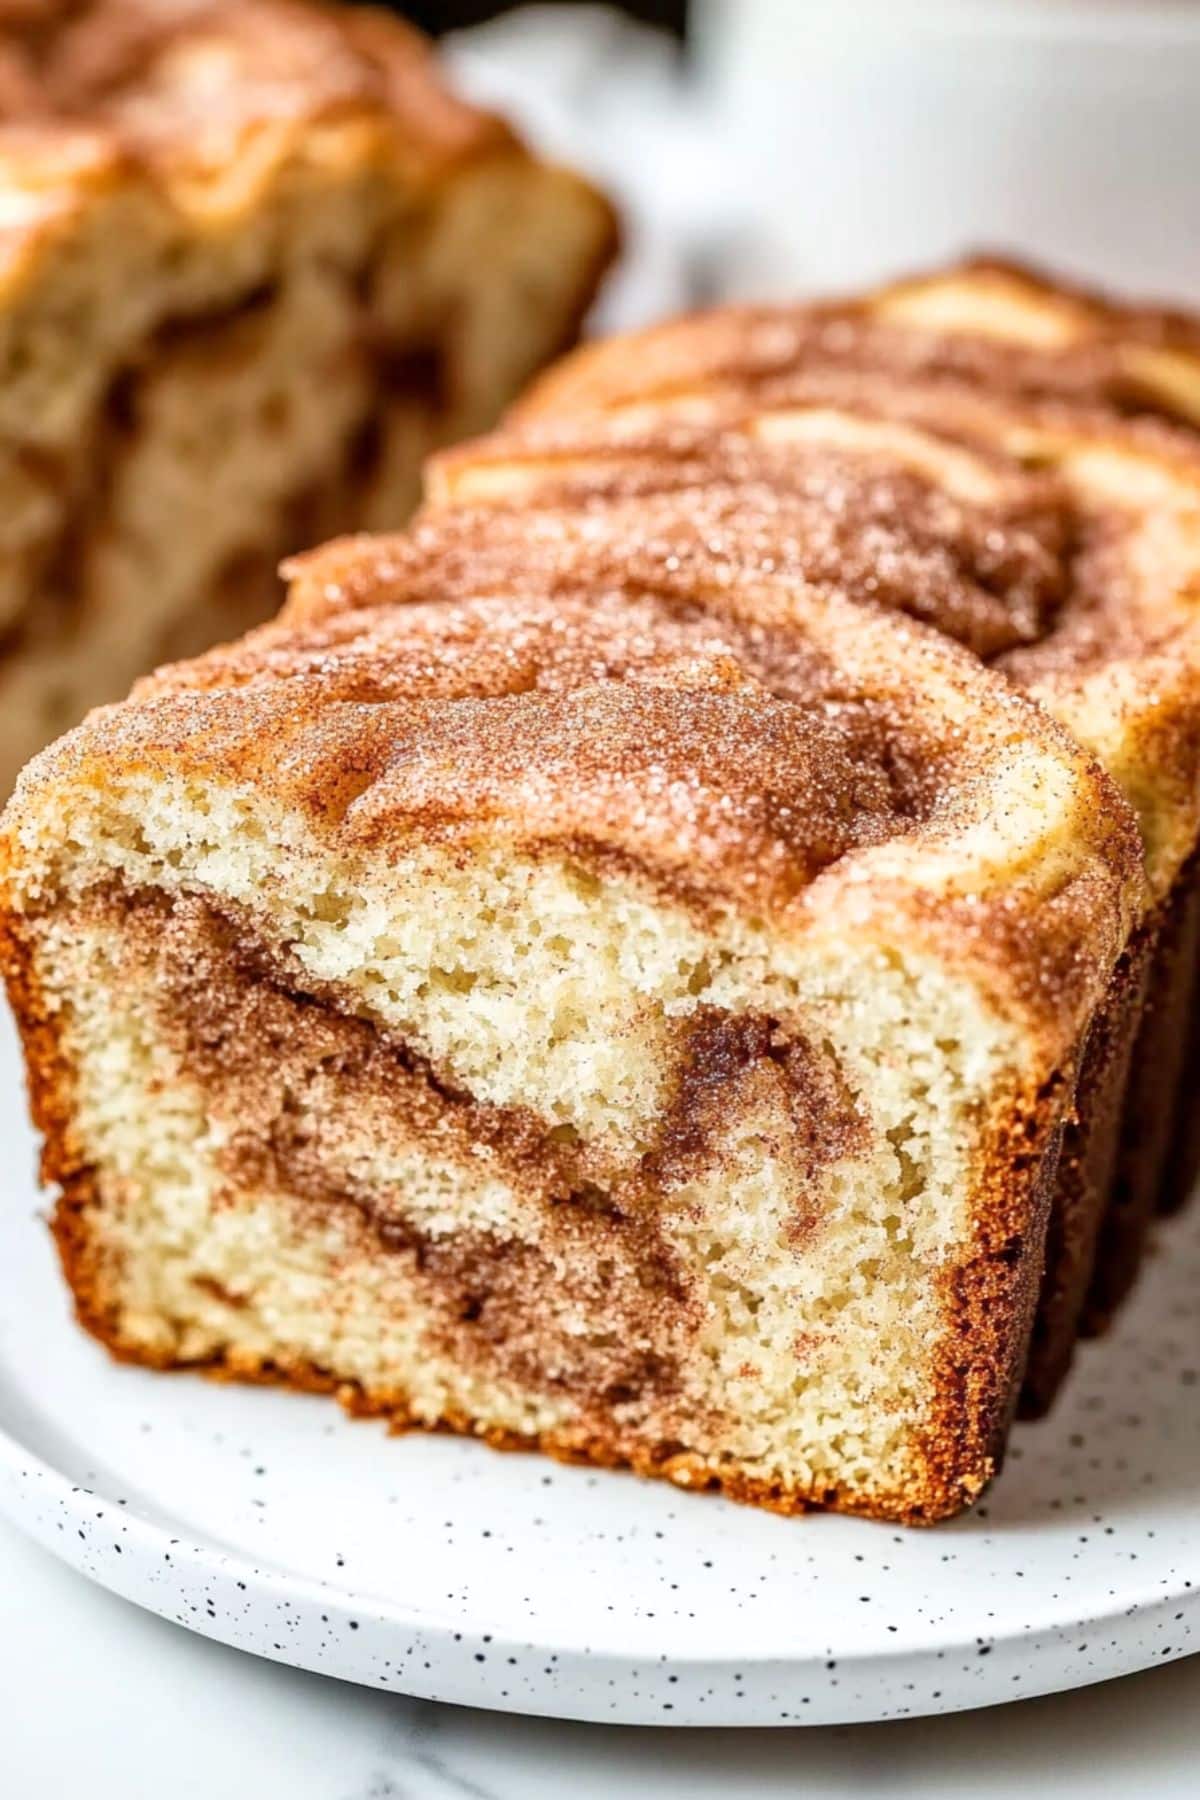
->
[2, 1514, 1197, 1798]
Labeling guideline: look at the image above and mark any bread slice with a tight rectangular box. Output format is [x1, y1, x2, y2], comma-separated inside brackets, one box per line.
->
[443, 258, 1200, 1407]
[0, 0, 615, 785]
[0, 530, 1139, 1522]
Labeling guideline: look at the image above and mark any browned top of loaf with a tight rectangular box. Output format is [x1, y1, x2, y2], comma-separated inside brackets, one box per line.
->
[0, 0, 510, 169]
[424, 388, 1200, 675]
[129, 585, 956, 899]
[515, 257, 1200, 424]
[412, 419, 1074, 660]
[386, 258, 1200, 900]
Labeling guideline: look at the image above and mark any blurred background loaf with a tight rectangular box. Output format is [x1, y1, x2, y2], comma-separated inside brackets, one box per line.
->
[0, 0, 616, 787]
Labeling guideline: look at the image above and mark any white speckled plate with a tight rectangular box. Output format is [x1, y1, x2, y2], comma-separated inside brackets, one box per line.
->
[0, 1003, 1196, 1727]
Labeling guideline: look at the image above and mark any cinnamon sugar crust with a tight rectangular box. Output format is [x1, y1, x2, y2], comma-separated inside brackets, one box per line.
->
[407, 433, 1071, 661]
[297, 418, 1200, 903]
[513, 255, 1200, 430]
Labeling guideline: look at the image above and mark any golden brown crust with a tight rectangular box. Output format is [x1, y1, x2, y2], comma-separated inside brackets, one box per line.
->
[1084, 851, 1200, 1328]
[1020, 928, 1153, 1414]
[928, 1084, 1068, 1509]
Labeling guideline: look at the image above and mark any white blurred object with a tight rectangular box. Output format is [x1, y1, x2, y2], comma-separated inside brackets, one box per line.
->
[446, 2, 1200, 323]
[693, 0, 1200, 301]
[444, 5, 726, 331]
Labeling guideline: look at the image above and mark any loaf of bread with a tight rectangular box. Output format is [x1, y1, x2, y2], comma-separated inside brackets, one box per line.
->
[0, 0, 615, 785]
[11, 259, 1200, 1523]
[1, 393, 1139, 1523]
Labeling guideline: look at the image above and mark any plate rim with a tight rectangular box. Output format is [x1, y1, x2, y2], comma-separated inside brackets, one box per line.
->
[1, 1385, 1196, 1728]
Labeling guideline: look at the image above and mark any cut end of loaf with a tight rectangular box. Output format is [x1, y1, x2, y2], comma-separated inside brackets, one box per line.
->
[8, 851, 1037, 1524]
